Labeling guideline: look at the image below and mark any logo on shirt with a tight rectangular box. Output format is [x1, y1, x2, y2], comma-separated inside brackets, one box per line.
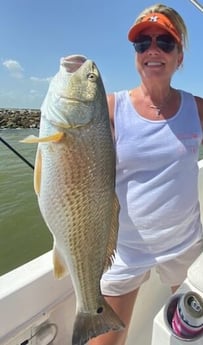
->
[177, 133, 200, 154]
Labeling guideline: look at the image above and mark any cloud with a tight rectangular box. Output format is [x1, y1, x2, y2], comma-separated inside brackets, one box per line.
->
[0, 58, 52, 108]
[29, 89, 37, 94]
[30, 76, 52, 83]
[2, 59, 24, 79]
[0, 87, 46, 109]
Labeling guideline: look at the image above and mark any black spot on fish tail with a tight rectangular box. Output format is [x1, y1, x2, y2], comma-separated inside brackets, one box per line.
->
[72, 299, 125, 345]
[96, 307, 103, 314]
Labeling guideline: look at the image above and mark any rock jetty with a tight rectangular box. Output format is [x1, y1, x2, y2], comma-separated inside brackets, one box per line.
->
[0, 108, 40, 129]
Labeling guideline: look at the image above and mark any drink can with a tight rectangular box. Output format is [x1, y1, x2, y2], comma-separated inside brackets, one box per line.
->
[172, 291, 203, 339]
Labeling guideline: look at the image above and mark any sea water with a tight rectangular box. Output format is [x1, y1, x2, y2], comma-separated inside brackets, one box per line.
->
[0, 129, 52, 276]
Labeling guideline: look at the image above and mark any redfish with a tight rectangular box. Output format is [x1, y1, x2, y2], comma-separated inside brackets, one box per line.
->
[21, 55, 124, 345]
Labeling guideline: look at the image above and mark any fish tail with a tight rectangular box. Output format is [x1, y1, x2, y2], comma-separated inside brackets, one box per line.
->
[72, 298, 125, 345]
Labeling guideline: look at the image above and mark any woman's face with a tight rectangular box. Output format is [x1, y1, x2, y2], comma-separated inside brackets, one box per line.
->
[135, 27, 183, 83]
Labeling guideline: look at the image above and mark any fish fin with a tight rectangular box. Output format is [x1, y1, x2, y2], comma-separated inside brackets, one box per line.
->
[20, 132, 64, 143]
[34, 148, 42, 195]
[72, 297, 125, 345]
[53, 246, 68, 279]
[104, 194, 120, 271]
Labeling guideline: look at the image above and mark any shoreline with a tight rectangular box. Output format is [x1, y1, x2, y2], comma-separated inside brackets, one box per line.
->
[0, 108, 40, 129]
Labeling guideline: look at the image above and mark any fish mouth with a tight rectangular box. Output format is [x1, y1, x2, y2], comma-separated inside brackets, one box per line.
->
[61, 55, 87, 73]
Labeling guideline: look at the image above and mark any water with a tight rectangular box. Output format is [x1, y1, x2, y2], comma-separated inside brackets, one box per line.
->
[1, 129, 203, 277]
[0, 129, 52, 276]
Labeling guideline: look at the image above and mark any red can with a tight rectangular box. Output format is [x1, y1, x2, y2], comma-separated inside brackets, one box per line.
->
[172, 291, 203, 339]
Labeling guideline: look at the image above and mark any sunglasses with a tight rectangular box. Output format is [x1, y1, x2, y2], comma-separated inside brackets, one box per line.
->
[133, 34, 176, 54]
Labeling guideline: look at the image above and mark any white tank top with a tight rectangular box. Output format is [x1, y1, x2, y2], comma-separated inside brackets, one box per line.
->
[112, 89, 203, 274]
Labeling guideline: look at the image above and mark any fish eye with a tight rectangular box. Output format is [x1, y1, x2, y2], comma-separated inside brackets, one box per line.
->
[87, 72, 97, 82]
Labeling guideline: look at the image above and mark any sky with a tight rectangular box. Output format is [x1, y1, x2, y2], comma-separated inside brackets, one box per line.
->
[0, 0, 203, 109]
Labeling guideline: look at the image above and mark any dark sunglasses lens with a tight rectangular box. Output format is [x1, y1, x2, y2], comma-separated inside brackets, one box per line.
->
[133, 36, 151, 53]
[156, 35, 176, 53]
[133, 34, 176, 54]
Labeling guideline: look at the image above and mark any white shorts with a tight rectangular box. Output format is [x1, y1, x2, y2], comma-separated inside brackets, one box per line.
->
[101, 239, 203, 296]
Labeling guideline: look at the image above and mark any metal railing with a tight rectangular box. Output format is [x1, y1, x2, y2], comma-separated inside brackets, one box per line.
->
[189, 0, 203, 12]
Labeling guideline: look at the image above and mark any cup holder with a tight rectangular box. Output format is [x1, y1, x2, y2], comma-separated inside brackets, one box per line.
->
[164, 293, 203, 342]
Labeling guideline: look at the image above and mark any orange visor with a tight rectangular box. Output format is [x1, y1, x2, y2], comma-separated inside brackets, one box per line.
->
[128, 12, 181, 45]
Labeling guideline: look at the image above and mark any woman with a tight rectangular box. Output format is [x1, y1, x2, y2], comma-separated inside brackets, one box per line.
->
[89, 3, 203, 345]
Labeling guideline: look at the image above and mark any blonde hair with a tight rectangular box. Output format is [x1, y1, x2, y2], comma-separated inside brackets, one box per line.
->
[135, 3, 188, 50]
